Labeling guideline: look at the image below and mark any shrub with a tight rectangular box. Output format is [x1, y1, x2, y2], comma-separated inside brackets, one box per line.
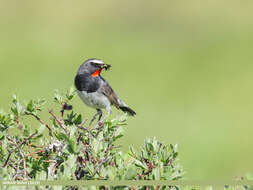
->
[0, 88, 183, 189]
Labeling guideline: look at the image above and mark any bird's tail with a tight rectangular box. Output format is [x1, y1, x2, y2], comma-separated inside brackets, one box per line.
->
[119, 106, 136, 116]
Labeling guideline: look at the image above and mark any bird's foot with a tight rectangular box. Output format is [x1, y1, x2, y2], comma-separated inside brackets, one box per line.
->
[94, 116, 108, 128]
[89, 109, 103, 127]
[89, 114, 97, 127]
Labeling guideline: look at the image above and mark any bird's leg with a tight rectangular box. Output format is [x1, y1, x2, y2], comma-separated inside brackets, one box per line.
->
[101, 107, 111, 122]
[97, 109, 103, 122]
[94, 107, 111, 128]
[89, 109, 102, 126]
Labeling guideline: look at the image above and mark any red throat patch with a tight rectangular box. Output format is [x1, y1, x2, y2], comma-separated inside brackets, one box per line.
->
[91, 68, 102, 77]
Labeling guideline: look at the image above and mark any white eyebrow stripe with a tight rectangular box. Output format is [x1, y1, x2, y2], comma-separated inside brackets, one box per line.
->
[90, 59, 104, 64]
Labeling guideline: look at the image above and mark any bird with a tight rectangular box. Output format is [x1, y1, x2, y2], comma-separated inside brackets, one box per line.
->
[74, 58, 136, 125]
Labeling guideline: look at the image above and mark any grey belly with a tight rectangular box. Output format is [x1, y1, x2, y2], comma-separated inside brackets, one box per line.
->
[77, 90, 110, 110]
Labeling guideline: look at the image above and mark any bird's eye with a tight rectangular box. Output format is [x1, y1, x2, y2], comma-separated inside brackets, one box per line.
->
[90, 62, 98, 67]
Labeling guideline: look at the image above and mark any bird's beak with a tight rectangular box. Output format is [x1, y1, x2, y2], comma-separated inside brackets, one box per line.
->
[102, 64, 111, 70]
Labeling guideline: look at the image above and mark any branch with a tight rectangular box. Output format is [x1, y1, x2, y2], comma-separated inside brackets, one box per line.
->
[19, 149, 29, 180]
[26, 112, 52, 136]
[13, 157, 22, 180]
[3, 131, 39, 167]
[2, 151, 12, 167]
[49, 109, 68, 134]
[25, 149, 44, 157]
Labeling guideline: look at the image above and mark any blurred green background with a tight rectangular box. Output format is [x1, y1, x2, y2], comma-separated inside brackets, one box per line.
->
[0, 0, 253, 180]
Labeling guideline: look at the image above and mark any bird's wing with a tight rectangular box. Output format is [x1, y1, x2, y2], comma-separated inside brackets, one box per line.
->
[98, 77, 136, 116]
[99, 81, 121, 109]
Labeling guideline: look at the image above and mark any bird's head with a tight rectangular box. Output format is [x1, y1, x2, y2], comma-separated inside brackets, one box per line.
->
[78, 58, 111, 77]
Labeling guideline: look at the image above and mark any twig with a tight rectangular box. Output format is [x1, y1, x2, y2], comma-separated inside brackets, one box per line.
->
[29, 144, 44, 148]
[8, 163, 17, 170]
[42, 160, 56, 163]
[13, 157, 22, 180]
[25, 150, 44, 157]
[25, 131, 38, 141]
[75, 120, 89, 144]
[26, 112, 52, 136]
[97, 156, 111, 174]
[2, 151, 12, 167]
[3, 132, 38, 168]
[49, 109, 68, 134]
[96, 130, 116, 175]
[6, 136, 15, 143]
[19, 149, 29, 179]
[76, 125, 89, 131]
[60, 108, 64, 119]
[12, 138, 30, 180]
[80, 118, 88, 126]
[20, 131, 39, 147]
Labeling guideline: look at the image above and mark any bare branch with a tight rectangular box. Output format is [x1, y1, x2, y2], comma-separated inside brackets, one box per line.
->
[2, 151, 12, 167]
[49, 109, 68, 134]
[26, 112, 52, 136]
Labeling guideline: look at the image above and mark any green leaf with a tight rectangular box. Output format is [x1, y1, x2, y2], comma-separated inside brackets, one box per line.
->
[67, 139, 76, 154]
[12, 94, 17, 103]
[64, 154, 77, 178]
[10, 107, 18, 116]
[91, 138, 102, 154]
[86, 162, 95, 175]
[124, 165, 137, 180]
[153, 167, 160, 180]
[37, 170, 47, 180]
[128, 146, 137, 159]
[26, 100, 34, 112]
[66, 87, 76, 101]
[0, 132, 4, 140]
[54, 90, 64, 104]
[134, 159, 148, 170]
[74, 114, 82, 125]
[37, 124, 46, 134]
[54, 132, 68, 141]
[0, 88, 184, 182]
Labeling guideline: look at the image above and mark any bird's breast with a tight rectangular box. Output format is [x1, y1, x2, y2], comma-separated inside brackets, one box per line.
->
[75, 73, 100, 93]
[77, 90, 110, 109]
